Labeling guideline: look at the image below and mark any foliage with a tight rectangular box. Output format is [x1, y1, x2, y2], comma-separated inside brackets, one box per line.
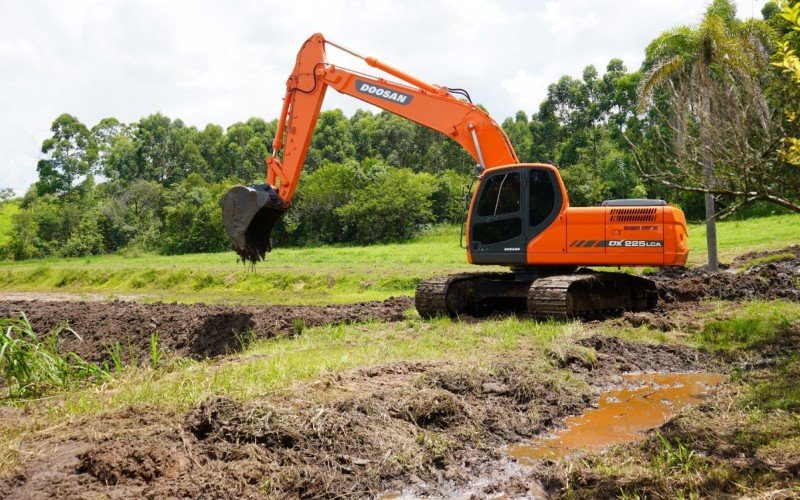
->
[8, 1, 800, 258]
[636, 0, 800, 217]
[160, 175, 230, 255]
[0, 313, 107, 399]
[336, 168, 437, 244]
[772, 1, 800, 164]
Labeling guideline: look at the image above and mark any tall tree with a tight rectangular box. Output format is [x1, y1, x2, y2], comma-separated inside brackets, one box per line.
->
[637, 0, 774, 270]
[36, 114, 98, 196]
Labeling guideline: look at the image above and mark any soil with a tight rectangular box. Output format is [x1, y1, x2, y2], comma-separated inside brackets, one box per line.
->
[652, 245, 800, 303]
[0, 297, 411, 364]
[0, 336, 712, 499]
[1, 246, 799, 498]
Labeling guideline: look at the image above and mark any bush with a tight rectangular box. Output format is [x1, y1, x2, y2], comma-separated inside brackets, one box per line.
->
[60, 211, 105, 257]
[160, 175, 230, 254]
[336, 168, 436, 243]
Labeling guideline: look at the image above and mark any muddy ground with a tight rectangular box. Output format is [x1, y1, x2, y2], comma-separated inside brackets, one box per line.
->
[1, 246, 799, 498]
[0, 245, 797, 367]
[652, 244, 800, 303]
[0, 297, 411, 363]
[0, 336, 714, 498]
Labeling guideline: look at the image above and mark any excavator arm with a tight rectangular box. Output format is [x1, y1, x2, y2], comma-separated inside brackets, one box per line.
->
[222, 33, 518, 262]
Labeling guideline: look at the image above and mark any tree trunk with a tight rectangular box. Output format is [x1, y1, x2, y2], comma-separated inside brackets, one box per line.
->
[700, 90, 719, 272]
[703, 160, 719, 271]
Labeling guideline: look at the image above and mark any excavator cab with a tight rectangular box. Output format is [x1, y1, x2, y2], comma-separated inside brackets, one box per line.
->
[468, 165, 563, 266]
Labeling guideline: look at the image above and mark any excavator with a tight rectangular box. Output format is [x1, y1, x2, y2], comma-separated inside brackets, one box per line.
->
[222, 33, 689, 319]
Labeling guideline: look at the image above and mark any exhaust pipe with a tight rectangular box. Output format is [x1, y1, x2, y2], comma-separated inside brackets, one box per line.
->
[222, 184, 287, 263]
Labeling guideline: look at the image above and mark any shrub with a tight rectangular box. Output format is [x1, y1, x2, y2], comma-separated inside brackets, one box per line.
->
[336, 168, 436, 243]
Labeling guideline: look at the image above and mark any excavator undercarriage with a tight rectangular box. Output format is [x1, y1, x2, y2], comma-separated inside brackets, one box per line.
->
[415, 270, 658, 320]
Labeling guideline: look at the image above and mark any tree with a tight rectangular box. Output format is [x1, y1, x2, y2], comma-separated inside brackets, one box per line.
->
[637, 0, 777, 270]
[0, 188, 15, 203]
[36, 114, 98, 196]
[306, 110, 355, 171]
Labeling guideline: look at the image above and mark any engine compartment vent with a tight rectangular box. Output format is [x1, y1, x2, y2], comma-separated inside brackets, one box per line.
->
[609, 207, 658, 222]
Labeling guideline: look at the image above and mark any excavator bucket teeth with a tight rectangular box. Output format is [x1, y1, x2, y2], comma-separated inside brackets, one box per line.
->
[222, 184, 287, 263]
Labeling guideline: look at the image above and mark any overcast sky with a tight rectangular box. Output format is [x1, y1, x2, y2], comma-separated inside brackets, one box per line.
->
[0, 0, 763, 194]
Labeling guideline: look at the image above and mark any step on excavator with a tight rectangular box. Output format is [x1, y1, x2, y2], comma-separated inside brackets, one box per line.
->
[222, 33, 689, 319]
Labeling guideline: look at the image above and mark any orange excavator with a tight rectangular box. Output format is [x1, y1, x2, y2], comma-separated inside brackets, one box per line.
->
[222, 33, 689, 318]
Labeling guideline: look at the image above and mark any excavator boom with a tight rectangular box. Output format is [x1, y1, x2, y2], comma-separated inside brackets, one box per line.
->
[222, 33, 517, 262]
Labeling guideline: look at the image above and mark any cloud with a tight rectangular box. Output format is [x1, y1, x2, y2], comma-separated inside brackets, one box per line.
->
[0, 0, 761, 193]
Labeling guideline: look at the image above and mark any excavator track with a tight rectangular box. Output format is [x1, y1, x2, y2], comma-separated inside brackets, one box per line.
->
[416, 271, 658, 320]
[415, 272, 521, 318]
[528, 272, 658, 320]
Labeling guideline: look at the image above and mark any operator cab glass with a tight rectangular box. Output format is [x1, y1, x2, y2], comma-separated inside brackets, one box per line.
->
[470, 166, 562, 265]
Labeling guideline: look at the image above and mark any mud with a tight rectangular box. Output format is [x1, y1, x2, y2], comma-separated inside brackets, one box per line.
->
[0, 297, 411, 364]
[0, 336, 713, 499]
[507, 372, 726, 461]
[653, 245, 800, 302]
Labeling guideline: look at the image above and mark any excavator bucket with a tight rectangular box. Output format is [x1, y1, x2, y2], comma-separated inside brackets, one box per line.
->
[222, 184, 287, 264]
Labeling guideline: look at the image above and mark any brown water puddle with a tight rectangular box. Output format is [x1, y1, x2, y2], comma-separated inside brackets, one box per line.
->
[508, 372, 726, 463]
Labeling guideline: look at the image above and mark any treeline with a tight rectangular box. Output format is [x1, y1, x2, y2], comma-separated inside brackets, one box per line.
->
[1, 0, 798, 260]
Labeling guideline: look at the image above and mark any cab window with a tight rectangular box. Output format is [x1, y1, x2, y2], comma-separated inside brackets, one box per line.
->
[476, 172, 520, 217]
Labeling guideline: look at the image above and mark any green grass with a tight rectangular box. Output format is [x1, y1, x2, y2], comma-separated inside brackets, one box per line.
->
[59, 316, 579, 416]
[0, 201, 19, 246]
[0, 313, 108, 399]
[695, 300, 800, 352]
[687, 213, 800, 267]
[0, 213, 798, 305]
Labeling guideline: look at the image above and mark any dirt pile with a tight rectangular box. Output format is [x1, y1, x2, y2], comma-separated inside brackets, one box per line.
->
[0, 297, 411, 364]
[0, 337, 713, 499]
[652, 245, 800, 303]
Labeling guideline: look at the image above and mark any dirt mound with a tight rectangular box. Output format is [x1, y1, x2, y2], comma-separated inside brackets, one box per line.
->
[0, 297, 411, 364]
[652, 245, 800, 302]
[77, 440, 182, 485]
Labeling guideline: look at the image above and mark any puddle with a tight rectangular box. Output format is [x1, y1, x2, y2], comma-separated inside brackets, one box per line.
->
[508, 372, 726, 463]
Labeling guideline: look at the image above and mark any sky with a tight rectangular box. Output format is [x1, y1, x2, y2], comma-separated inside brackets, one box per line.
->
[0, 0, 763, 194]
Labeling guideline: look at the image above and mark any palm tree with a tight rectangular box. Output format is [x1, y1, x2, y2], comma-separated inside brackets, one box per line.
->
[638, 0, 770, 271]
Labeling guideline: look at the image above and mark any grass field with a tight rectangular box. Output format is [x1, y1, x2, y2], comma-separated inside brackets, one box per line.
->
[0, 201, 18, 246]
[0, 213, 798, 305]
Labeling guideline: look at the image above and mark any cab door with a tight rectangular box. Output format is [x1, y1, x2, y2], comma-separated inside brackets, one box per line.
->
[526, 167, 564, 252]
[469, 169, 526, 265]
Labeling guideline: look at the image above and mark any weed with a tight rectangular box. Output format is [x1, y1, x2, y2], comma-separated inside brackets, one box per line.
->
[618, 488, 643, 500]
[655, 433, 699, 473]
[415, 432, 450, 463]
[149, 332, 163, 369]
[105, 341, 123, 373]
[697, 312, 791, 351]
[292, 318, 305, 336]
[0, 313, 107, 399]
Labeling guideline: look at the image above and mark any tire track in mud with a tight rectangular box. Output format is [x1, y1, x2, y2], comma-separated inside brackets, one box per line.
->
[0, 297, 412, 363]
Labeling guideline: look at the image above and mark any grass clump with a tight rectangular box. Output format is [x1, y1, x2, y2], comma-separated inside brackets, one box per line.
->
[739, 251, 796, 271]
[697, 313, 791, 352]
[0, 313, 108, 399]
[654, 433, 700, 474]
